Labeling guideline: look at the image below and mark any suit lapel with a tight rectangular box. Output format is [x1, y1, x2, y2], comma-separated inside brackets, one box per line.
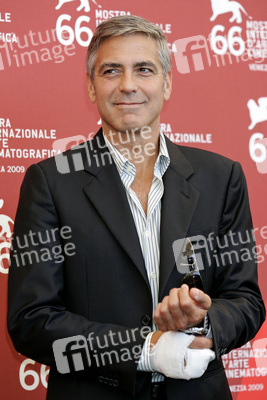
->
[81, 130, 199, 296]
[82, 130, 149, 288]
[159, 139, 199, 299]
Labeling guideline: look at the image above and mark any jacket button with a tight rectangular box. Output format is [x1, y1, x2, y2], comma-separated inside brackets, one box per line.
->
[141, 315, 151, 326]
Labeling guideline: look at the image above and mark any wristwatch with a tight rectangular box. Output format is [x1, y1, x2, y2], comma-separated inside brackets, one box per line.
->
[182, 326, 208, 336]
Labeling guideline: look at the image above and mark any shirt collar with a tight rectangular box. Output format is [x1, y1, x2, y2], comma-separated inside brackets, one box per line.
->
[103, 130, 170, 178]
[157, 130, 170, 177]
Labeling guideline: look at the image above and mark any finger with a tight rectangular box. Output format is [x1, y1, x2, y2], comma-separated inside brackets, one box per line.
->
[179, 285, 207, 326]
[154, 297, 174, 331]
[179, 284, 198, 315]
[154, 302, 164, 330]
[168, 288, 188, 331]
[189, 288, 212, 310]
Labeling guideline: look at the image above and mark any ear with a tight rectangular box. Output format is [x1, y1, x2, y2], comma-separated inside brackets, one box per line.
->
[86, 72, 96, 103]
[163, 70, 172, 101]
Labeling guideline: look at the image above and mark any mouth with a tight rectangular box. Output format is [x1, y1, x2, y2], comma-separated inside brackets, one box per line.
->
[114, 102, 145, 107]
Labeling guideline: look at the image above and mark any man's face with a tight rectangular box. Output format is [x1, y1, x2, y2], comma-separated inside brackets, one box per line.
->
[86, 34, 172, 136]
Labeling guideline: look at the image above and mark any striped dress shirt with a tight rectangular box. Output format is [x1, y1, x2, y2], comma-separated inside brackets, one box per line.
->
[103, 131, 212, 381]
[104, 131, 169, 380]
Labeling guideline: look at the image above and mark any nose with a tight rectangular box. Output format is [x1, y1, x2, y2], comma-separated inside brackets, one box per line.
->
[119, 70, 138, 93]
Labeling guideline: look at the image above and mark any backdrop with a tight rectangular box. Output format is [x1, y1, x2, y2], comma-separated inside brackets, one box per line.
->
[0, 0, 266, 398]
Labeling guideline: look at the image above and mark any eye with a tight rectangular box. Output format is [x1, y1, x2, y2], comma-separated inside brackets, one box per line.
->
[137, 67, 154, 76]
[103, 69, 117, 75]
[101, 68, 123, 79]
[140, 67, 151, 72]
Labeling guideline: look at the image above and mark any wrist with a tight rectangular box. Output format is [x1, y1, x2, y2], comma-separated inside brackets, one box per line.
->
[150, 330, 164, 348]
[182, 326, 208, 336]
[182, 314, 210, 336]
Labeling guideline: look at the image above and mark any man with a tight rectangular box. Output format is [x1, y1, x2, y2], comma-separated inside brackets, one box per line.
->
[7, 15, 265, 400]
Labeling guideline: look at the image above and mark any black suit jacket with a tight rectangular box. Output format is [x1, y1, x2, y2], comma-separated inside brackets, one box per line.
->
[7, 130, 265, 400]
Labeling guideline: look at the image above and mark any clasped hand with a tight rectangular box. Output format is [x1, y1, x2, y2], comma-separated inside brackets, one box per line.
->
[154, 284, 213, 349]
[149, 285, 214, 379]
[154, 284, 211, 332]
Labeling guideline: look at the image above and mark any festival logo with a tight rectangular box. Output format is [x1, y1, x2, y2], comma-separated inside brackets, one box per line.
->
[55, 0, 101, 12]
[175, 1, 266, 74]
[247, 97, 267, 130]
[0, 198, 13, 274]
[248, 97, 267, 174]
[210, 0, 251, 24]
[54, 0, 131, 47]
[209, 0, 267, 72]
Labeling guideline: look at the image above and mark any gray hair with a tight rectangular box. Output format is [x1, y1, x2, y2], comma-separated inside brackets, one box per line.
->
[86, 15, 172, 80]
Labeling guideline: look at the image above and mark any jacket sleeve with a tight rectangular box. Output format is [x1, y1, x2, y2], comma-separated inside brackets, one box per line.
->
[207, 161, 266, 358]
[7, 163, 147, 395]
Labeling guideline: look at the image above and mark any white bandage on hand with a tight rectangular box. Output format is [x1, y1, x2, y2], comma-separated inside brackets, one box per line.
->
[184, 348, 215, 379]
[150, 331, 215, 380]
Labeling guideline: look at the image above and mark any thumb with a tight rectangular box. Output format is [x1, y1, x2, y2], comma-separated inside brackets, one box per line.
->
[190, 288, 211, 310]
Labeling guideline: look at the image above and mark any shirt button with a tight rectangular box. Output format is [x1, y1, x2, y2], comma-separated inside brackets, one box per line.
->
[144, 230, 151, 237]
[150, 272, 156, 279]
